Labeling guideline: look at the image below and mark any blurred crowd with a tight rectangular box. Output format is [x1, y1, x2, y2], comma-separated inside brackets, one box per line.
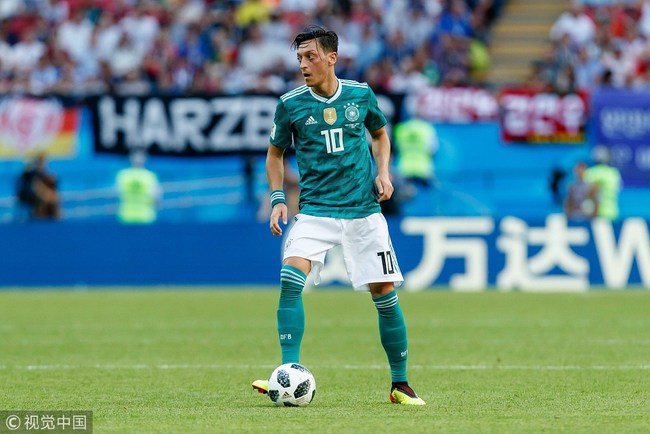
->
[0, 0, 504, 96]
[530, 0, 650, 93]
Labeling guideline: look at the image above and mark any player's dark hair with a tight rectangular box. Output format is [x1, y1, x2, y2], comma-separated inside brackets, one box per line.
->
[292, 26, 338, 54]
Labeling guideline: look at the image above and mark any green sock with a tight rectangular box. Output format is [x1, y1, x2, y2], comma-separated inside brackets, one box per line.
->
[373, 290, 408, 383]
[277, 265, 307, 364]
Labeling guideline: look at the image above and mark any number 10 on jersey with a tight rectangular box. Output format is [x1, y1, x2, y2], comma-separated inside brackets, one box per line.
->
[321, 128, 344, 154]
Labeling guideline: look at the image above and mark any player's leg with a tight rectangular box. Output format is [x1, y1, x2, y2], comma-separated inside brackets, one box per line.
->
[275, 214, 340, 364]
[254, 256, 310, 395]
[369, 282, 424, 405]
[369, 282, 408, 383]
[275, 215, 336, 365]
[277, 256, 310, 364]
[253, 215, 336, 395]
[342, 213, 424, 405]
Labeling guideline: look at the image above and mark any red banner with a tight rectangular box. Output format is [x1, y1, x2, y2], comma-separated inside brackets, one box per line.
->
[498, 88, 589, 144]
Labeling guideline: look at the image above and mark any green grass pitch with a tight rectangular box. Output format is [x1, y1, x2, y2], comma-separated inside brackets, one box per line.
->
[1, 289, 649, 433]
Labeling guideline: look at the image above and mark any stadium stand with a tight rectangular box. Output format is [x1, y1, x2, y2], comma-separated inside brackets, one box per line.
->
[0, 0, 504, 94]
[526, 0, 650, 92]
[1, 1, 649, 223]
[487, 0, 566, 86]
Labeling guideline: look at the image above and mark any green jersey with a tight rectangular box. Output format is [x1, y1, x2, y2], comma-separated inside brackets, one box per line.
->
[394, 118, 437, 180]
[584, 164, 621, 220]
[270, 79, 387, 218]
[117, 167, 160, 224]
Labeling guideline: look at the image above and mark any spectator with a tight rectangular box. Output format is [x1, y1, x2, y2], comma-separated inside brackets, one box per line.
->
[235, 0, 272, 28]
[534, 0, 650, 91]
[177, 26, 210, 68]
[387, 50, 431, 93]
[640, 0, 650, 38]
[110, 33, 143, 79]
[92, 12, 122, 63]
[29, 52, 60, 94]
[550, 1, 596, 47]
[564, 161, 597, 220]
[383, 28, 414, 67]
[600, 40, 635, 87]
[527, 48, 558, 91]
[633, 52, 650, 88]
[42, 0, 69, 26]
[432, 33, 471, 85]
[0, 29, 14, 73]
[439, 0, 475, 40]
[401, 3, 438, 49]
[584, 146, 622, 221]
[116, 151, 162, 224]
[237, 23, 285, 76]
[355, 23, 384, 75]
[15, 153, 60, 221]
[0, 0, 505, 95]
[0, 0, 23, 20]
[56, 8, 94, 65]
[468, 38, 491, 84]
[119, 3, 160, 55]
[573, 45, 603, 91]
[12, 29, 46, 72]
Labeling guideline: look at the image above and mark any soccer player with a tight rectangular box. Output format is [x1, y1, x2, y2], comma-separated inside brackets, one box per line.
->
[251, 26, 425, 405]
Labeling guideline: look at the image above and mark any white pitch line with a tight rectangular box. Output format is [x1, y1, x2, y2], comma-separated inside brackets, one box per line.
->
[1, 364, 650, 371]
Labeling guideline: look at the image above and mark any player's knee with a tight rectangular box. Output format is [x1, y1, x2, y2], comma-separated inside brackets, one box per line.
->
[369, 282, 395, 297]
[283, 257, 311, 275]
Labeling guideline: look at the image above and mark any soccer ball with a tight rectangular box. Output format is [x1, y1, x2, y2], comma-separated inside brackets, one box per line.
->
[267, 363, 316, 407]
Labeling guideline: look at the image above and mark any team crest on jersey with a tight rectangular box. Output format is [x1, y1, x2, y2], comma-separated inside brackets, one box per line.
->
[344, 102, 360, 122]
[323, 108, 337, 125]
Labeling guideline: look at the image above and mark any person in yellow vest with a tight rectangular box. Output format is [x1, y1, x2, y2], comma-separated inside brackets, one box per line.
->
[584, 146, 622, 221]
[116, 151, 162, 224]
[393, 117, 438, 188]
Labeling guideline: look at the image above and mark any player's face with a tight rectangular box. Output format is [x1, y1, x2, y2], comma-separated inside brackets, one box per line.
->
[296, 39, 334, 88]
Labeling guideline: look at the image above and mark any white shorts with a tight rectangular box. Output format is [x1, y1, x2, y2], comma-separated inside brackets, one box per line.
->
[282, 213, 404, 291]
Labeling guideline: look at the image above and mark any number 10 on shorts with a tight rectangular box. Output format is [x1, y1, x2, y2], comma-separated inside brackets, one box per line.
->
[377, 251, 395, 274]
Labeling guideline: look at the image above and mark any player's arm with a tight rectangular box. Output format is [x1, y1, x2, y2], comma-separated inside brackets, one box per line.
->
[370, 126, 394, 202]
[266, 144, 288, 236]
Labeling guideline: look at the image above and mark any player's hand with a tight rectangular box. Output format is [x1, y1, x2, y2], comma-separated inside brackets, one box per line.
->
[270, 203, 288, 236]
[375, 174, 394, 202]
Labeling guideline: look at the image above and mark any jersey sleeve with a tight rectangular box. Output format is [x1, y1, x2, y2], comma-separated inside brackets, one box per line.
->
[270, 99, 293, 149]
[364, 86, 388, 132]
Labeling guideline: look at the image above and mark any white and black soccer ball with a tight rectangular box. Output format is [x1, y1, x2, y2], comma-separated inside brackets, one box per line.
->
[267, 363, 316, 407]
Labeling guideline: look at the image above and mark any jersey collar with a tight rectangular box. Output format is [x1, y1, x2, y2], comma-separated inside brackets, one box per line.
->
[309, 78, 342, 104]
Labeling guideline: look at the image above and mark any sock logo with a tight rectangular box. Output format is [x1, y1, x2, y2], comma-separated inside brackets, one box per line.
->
[280, 333, 292, 340]
[401, 350, 408, 358]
